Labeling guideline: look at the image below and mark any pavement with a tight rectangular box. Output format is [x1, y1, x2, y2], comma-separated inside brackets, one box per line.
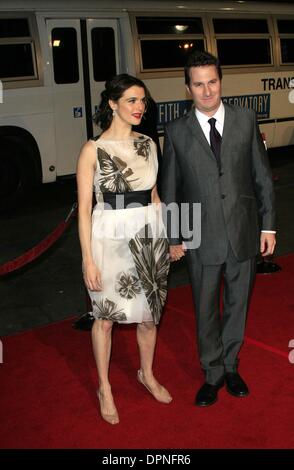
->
[0, 151, 293, 336]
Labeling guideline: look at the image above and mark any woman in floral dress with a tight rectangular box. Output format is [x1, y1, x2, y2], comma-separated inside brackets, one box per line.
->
[77, 74, 171, 425]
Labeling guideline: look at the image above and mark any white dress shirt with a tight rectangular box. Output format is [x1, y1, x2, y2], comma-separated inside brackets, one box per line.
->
[195, 101, 225, 144]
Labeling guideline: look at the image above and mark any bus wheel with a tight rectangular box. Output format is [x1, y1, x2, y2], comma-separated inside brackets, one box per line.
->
[0, 144, 34, 213]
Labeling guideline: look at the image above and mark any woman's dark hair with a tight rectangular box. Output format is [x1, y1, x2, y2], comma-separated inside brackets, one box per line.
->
[93, 74, 149, 131]
[184, 50, 222, 86]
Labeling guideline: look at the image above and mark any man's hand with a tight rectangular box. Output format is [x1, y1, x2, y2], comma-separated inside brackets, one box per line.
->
[260, 232, 276, 257]
[169, 244, 186, 262]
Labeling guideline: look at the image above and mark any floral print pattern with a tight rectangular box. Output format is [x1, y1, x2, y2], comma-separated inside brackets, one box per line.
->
[93, 298, 127, 322]
[134, 136, 151, 161]
[98, 148, 134, 192]
[128, 224, 169, 324]
[115, 271, 141, 299]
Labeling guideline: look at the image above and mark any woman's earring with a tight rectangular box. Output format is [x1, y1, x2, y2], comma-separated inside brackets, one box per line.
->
[112, 109, 116, 117]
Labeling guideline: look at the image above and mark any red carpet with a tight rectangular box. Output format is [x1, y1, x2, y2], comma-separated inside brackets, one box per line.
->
[1, 255, 294, 449]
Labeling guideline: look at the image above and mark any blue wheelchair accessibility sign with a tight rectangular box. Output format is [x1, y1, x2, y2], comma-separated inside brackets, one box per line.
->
[73, 107, 83, 118]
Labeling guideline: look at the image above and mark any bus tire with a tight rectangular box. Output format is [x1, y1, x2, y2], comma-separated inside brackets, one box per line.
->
[0, 135, 41, 213]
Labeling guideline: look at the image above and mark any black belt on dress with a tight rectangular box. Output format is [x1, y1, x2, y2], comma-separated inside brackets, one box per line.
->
[103, 189, 152, 210]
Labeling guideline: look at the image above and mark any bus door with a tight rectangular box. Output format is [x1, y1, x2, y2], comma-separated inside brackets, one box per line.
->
[86, 19, 119, 137]
[47, 18, 119, 177]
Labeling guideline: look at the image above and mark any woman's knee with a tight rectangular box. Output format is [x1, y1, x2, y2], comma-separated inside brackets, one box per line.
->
[137, 321, 156, 333]
[93, 319, 113, 334]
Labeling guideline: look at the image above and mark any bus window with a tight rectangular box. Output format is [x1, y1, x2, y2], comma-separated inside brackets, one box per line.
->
[0, 17, 37, 80]
[0, 43, 35, 79]
[136, 16, 204, 35]
[217, 39, 271, 66]
[213, 18, 269, 34]
[140, 39, 205, 70]
[133, 15, 206, 72]
[51, 27, 79, 84]
[277, 19, 294, 64]
[212, 17, 272, 68]
[0, 17, 30, 37]
[280, 39, 294, 63]
[91, 27, 116, 82]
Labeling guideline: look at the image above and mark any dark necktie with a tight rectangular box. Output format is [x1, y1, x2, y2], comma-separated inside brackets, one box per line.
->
[208, 117, 222, 171]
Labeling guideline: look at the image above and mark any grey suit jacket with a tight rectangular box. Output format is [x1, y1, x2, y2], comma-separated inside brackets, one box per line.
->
[161, 103, 276, 265]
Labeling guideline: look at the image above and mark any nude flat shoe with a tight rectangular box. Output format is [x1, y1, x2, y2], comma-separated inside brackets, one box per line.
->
[137, 369, 172, 404]
[97, 390, 119, 425]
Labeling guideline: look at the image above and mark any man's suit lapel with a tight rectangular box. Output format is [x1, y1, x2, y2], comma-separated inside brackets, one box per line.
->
[221, 103, 235, 160]
[186, 109, 216, 163]
[186, 104, 236, 168]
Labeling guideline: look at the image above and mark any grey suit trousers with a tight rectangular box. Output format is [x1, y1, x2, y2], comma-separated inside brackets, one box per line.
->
[186, 243, 256, 385]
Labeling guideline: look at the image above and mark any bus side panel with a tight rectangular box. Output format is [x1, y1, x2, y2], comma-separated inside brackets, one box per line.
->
[0, 114, 57, 183]
[0, 90, 57, 183]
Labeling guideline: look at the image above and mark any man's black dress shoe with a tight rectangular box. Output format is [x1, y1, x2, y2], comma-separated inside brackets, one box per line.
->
[195, 380, 224, 407]
[257, 260, 281, 274]
[225, 372, 249, 397]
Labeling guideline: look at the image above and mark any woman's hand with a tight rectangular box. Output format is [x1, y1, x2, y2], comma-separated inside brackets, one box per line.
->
[82, 260, 102, 291]
[151, 184, 161, 206]
[169, 244, 186, 262]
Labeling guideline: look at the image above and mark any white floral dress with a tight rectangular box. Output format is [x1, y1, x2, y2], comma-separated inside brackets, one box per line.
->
[88, 134, 170, 325]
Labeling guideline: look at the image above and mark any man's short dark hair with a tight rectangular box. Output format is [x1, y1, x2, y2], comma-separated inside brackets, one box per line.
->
[184, 50, 222, 86]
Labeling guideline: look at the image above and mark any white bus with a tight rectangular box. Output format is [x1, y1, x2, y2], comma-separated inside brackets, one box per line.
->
[0, 0, 293, 211]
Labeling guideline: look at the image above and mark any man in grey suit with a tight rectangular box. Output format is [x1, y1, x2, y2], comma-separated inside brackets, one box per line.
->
[161, 51, 276, 407]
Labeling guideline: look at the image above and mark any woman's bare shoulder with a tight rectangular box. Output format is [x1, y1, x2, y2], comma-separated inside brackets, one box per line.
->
[78, 140, 97, 163]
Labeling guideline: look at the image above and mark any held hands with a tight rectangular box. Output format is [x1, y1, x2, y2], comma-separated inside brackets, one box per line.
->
[260, 232, 276, 257]
[82, 260, 102, 291]
[169, 244, 186, 262]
